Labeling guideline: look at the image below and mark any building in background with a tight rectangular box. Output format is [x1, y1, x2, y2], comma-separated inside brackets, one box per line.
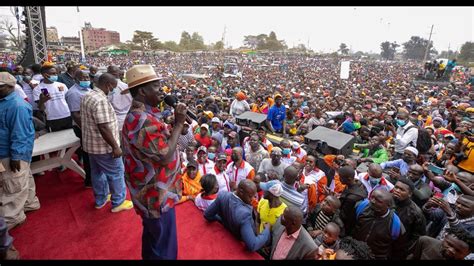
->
[61, 36, 81, 49]
[82, 22, 120, 51]
[46, 27, 61, 46]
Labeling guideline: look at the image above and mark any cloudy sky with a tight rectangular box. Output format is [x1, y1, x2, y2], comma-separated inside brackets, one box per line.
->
[2, 6, 473, 53]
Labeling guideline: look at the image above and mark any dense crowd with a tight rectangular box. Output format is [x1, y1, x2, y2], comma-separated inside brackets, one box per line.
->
[0, 51, 473, 260]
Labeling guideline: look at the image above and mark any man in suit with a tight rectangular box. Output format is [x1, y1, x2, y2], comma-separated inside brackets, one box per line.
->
[270, 206, 318, 260]
[204, 179, 271, 252]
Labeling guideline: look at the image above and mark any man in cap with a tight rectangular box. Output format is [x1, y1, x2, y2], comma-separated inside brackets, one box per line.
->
[58, 61, 79, 89]
[266, 94, 287, 135]
[81, 73, 133, 213]
[121, 65, 187, 260]
[196, 146, 215, 177]
[194, 123, 212, 148]
[0, 72, 41, 229]
[214, 153, 231, 192]
[107, 65, 132, 131]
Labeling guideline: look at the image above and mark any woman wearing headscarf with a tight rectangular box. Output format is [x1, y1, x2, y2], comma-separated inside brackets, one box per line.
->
[229, 90, 250, 117]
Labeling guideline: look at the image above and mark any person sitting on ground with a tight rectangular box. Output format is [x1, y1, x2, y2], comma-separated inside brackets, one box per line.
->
[270, 206, 318, 260]
[204, 179, 271, 252]
[194, 174, 219, 212]
[392, 178, 427, 253]
[408, 226, 473, 260]
[178, 160, 202, 203]
[305, 195, 345, 238]
[313, 222, 341, 260]
[257, 180, 287, 233]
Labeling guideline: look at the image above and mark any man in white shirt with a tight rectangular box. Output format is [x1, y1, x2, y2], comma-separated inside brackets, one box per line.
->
[107, 65, 132, 131]
[389, 109, 418, 160]
[196, 146, 215, 177]
[214, 154, 230, 193]
[34, 65, 72, 132]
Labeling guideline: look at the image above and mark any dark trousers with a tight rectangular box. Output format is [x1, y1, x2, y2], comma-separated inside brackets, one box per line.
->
[46, 116, 73, 132]
[141, 208, 178, 260]
[73, 125, 91, 186]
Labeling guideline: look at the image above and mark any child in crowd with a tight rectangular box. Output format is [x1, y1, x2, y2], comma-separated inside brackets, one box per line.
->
[194, 174, 219, 212]
[314, 222, 341, 260]
[305, 195, 344, 237]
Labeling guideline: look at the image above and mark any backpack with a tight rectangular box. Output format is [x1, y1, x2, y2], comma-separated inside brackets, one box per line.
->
[404, 125, 432, 154]
[355, 199, 401, 240]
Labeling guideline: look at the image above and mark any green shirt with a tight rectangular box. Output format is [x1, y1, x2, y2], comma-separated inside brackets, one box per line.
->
[362, 147, 389, 164]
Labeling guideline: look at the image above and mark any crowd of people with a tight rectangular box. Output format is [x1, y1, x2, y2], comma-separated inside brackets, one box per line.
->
[0, 51, 473, 260]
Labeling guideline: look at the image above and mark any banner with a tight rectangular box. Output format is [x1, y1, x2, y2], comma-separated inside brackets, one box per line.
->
[340, 61, 350, 80]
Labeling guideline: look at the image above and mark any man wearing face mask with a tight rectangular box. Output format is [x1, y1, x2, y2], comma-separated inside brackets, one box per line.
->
[388, 109, 418, 160]
[81, 73, 133, 213]
[381, 146, 419, 179]
[280, 139, 297, 165]
[65, 70, 93, 187]
[107, 65, 132, 131]
[357, 163, 394, 196]
[33, 64, 72, 132]
[196, 146, 216, 177]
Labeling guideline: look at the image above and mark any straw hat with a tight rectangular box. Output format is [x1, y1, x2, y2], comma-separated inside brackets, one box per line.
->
[122, 65, 162, 94]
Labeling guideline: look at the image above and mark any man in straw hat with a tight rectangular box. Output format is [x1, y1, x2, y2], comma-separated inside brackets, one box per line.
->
[121, 65, 187, 260]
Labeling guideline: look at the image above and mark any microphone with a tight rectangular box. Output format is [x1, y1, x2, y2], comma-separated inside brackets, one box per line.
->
[164, 94, 197, 121]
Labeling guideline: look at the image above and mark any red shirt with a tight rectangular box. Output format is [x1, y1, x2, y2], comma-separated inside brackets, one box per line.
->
[194, 133, 212, 148]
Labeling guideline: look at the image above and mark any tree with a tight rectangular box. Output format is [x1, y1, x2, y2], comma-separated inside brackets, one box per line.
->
[243, 35, 259, 49]
[338, 43, 349, 55]
[179, 31, 192, 51]
[131, 30, 160, 51]
[0, 19, 21, 50]
[190, 32, 206, 50]
[162, 41, 181, 52]
[438, 50, 459, 59]
[402, 36, 437, 60]
[214, 41, 224, 50]
[264, 31, 285, 51]
[458, 42, 474, 62]
[380, 41, 399, 60]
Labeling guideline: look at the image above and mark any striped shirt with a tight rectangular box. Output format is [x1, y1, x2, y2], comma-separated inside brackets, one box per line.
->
[281, 182, 308, 215]
[314, 211, 332, 231]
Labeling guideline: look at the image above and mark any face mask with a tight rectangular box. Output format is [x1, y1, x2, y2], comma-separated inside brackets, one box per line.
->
[208, 152, 216, 160]
[79, 81, 91, 88]
[396, 119, 407, 127]
[282, 148, 291, 155]
[48, 75, 58, 82]
[16, 75, 23, 82]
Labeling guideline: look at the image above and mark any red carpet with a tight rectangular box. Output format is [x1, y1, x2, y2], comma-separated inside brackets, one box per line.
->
[9, 168, 263, 260]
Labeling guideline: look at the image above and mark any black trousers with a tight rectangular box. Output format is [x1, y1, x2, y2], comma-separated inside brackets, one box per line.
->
[73, 125, 92, 186]
[46, 116, 73, 132]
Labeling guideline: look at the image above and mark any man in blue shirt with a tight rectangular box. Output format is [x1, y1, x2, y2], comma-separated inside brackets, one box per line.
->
[266, 94, 286, 135]
[204, 179, 271, 252]
[0, 71, 39, 230]
[65, 70, 93, 188]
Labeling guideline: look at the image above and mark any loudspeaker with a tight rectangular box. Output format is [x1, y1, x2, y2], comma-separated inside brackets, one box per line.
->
[304, 126, 355, 156]
[235, 111, 267, 129]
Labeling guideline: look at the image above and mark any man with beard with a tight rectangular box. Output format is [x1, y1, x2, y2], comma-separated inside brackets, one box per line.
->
[392, 178, 427, 253]
[258, 148, 288, 180]
[352, 189, 407, 260]
[408, 226, 473, 260]
[245, 133, 269, 171]
[196, 146, 215, 177]
[357, 163, 394, 195]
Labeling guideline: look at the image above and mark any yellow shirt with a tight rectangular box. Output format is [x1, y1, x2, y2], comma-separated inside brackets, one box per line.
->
[257, 199, 287, 233]
[457, 138, 474, 173]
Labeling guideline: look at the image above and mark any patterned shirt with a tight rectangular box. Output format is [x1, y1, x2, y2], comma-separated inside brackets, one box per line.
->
[80, 88, 120, 154]
[122, 100, 182, 219]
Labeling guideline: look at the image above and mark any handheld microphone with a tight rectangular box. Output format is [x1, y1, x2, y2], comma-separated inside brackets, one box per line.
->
[164, 94, 197, 121]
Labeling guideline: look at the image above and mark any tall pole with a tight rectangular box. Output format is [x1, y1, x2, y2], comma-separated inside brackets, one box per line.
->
[422, 24, 434, 65]
[76, 6, 85, 63]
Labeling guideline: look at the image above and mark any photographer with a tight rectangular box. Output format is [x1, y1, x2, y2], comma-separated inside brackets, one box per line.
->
[455, 129, 474, 174]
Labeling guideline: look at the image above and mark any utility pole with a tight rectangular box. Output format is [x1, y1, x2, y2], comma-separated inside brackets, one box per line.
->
[447, 43, 451, 58]
[76, 7, 85, 63]
[422, 24, 434, 65]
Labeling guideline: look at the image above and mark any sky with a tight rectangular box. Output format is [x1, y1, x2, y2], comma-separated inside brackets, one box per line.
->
[2, 6, 473, 53]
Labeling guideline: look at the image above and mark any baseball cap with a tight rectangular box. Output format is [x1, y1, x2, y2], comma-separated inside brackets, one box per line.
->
[223, 121, 236, 130]
[197, 146, 207, 154]
[200, 123, 209, 131]
[187, 160, 198, 168]
[216, 153, 228, 162]
[271, 147, 282, 155]
[0, 72, 16, 87]
[274, 93, 282, 99]
[259, 180, 283, 197]
[211, 117, 221, 123]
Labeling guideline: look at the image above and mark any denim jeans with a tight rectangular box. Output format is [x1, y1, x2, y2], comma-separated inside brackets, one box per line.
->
[141, 208, 178, 260]
[88, 153, 126, 208]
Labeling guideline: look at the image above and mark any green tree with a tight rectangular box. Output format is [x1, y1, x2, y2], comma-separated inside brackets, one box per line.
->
[264, 31, 285, 51]
[179, 31, 192, 51]
[402, 36, 437, 60]
[131, 30, 160, 51]
[162, 41, 181, 52]
[458, 42, 474, 62]
[190, 32, 206, 50]
[214, 41, 224, 50]
[380, 41, 399, 60]
[339, 43, 349, 55]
